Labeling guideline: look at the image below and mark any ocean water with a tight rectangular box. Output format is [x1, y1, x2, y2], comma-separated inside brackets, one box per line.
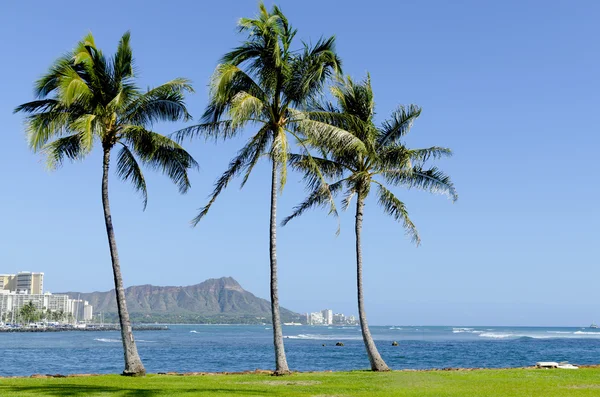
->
[1, 325, 600, 376]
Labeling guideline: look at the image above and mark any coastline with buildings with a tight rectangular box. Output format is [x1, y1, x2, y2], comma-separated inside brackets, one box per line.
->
[0, 271, 94, 329]
[305, 309, 359, 326]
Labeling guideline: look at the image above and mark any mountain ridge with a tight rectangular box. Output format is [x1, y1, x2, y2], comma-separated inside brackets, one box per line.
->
[59, 277, 303, 324]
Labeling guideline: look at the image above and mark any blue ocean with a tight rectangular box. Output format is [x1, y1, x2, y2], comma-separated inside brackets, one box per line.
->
[2, 325, 600, 376]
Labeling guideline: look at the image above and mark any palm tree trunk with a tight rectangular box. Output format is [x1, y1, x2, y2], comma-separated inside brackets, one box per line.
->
[101, 147, 146, 377]
[356, 192, 390, 371]
[270, 159, 290, 375]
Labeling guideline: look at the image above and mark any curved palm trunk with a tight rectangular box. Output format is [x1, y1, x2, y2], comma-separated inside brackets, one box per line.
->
[356, 193, 390, 371]
[102, 147, 146, 377]
[270, 160, 290, 375]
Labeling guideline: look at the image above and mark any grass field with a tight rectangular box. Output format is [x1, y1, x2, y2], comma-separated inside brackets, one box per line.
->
[1, 368, 600, 396]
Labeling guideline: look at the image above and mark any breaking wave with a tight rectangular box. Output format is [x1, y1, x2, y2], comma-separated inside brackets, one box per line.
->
[285, 334, 362, 341]
[453, 328, 484, 334]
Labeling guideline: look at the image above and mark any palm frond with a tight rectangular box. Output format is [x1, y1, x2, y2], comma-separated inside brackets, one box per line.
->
[113, 31, 133, 82]
[23, 111, 74, 151]
[124, 78, 193, 125]
[284, 36, 341, 105]
[116, 144, 148, 209]
[172, 120, 241, 143]
[240, 125, 271, 187]
[229, 92, 264, 129]
[288, 108, 366, 155]
[378, 104, 422, 146]
[376, 184, 420, 245]
[408, 146, 453, 163]
[383, 166, 458, 201]
[120, 126, 198, 194]
[288, 153, 345, 190]
[43, 133, 86, 169]
[192, 132, 266, 226]
[282, 180, 344, 226]
[205, 64, 266, 123]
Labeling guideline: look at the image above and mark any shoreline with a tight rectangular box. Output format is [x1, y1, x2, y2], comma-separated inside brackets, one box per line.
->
[4, 365, 600, 379]
[0, 325, 169, 333]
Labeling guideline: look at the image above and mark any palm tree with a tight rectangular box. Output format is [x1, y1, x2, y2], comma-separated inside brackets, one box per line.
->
[175, 3, 362, 374]
[15, 32, 197, 376]
[284, 75, 458, 371]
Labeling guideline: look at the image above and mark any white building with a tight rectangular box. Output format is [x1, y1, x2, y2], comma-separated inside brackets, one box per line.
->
[69, 299, 93, 322]
[0, 291, 92, 322]
[333, 313, 346, 324]
[321, 309, 333, 325]
[307, 311, 324, 325]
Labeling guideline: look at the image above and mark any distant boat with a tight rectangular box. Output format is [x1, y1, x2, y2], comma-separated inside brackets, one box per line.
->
[590, 323, 599, 329]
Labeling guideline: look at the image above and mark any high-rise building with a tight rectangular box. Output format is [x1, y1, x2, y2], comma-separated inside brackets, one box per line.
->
[0, 274, 16, 291]
[333, 313, 346, 324]
[321, 309, 333, 325]
[15, 272, 44, 294]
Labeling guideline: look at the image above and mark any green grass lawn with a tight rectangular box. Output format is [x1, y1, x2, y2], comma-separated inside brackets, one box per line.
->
[1, 368, 600, 396]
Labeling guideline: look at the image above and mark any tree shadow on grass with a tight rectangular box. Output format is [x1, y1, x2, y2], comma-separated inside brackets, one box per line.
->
[0, 384, 275, 396]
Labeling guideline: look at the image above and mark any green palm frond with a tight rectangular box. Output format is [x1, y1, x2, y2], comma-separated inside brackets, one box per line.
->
[192, 131, 267, 226]
[240, 125, 271, 187]
[282, 180, 344, 226]
[23, 110, 76, 152]
[113, 31, 133, 82]
[43, 133, 86, 169]
[121, 126, 198, 194]
[376, 183, 420, 245]
[124, 78, 193, 125]
[284, 36, 341, 105]
[408, 147, 453, 163]
[116, 144, 148, 209]
[288, 108, 366, 155]
[229, 92, 264, 128]
[383, 165, 458, 201]
[378, 104, 422, 146]
[288, 153, 345, 183]
[172, 120, 240, 142]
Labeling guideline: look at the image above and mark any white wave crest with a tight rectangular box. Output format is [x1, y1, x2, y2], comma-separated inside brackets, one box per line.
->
[285, 334, 361, 341]
[574, 331, 600, 335]
[479, 333, 514, 339]
[94, 338, 120, 343]
[453, 328, 484, 334]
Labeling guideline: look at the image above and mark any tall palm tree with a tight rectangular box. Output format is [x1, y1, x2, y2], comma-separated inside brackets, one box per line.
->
[284, 75, 458, 371]
[175, 3, 362, 374]
[15, 32, 197, 376]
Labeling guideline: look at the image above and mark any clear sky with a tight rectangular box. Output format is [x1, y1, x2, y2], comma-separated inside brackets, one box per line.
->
[1, 0, 598, 326]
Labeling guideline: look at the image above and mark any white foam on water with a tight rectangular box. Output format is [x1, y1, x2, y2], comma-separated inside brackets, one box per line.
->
[453, 328, 484, 334]
[547, 331, 572, 334]
[94, 338, 120, 343]
[285, 334, 362, 341]
[189, 330, 198, 334]
[479, 333, 514, 339]
[574, 331, 600, 336]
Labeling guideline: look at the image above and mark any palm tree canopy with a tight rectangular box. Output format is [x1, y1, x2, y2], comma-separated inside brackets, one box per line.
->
[15, 31, 198, 208]
[284, 75, 458, 244]
[174, 2, 365, 225]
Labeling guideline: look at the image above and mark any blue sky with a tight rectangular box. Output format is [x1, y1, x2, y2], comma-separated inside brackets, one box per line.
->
[0, 0, 598, 326]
